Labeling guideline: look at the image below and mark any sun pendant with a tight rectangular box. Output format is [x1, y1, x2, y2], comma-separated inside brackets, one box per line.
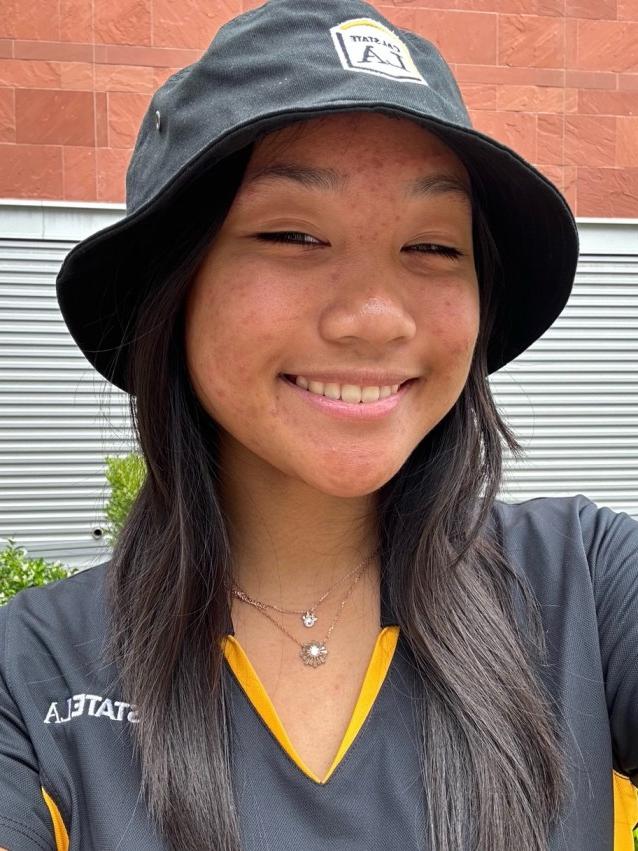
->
[300, 642, 328, 667]
[301, 611, 317, 628]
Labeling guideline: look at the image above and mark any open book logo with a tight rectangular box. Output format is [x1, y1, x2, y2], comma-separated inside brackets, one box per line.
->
[330, 18, 428, 86]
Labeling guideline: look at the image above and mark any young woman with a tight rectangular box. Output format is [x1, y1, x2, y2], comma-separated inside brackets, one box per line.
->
[2, 2, 637, 850]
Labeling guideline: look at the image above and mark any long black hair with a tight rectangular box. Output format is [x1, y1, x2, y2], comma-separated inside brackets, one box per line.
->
[101, 123, 570, 851]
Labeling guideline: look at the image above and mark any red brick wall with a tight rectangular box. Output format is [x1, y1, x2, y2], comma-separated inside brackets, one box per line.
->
[0, 0, 637, 216]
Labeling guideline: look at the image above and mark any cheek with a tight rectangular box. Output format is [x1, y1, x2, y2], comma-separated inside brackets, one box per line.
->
[184, 268, 293, 403]
[417, 289, 479, 424]
[426, 286, 480, 363]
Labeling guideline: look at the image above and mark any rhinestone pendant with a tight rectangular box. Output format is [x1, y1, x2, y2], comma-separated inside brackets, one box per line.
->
[301, 611, 317, 628]
[300, 642, 328, 667]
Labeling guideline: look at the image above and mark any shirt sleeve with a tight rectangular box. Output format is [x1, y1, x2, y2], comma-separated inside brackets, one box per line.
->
[580, 495, 638, 787]
[0, 601, 55, 851]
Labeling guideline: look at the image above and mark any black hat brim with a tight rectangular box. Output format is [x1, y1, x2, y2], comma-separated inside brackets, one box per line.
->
[55, 105, 579, 395]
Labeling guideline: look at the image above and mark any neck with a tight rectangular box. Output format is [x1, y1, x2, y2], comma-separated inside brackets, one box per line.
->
[220, 443, 380, 609]
[230, 523, 380, 609]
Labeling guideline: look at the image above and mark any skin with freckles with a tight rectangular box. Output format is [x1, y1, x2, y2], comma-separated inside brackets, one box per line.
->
[184, 111, 478, 584]
[183, 112, 480, 778]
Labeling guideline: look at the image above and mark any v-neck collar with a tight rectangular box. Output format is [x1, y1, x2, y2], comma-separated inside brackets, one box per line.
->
[222, 624, 401, 785]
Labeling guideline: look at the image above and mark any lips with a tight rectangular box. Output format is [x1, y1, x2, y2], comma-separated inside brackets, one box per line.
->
[279, 371, 414, 420]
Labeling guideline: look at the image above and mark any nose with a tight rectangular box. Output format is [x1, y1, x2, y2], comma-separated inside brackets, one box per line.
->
[318, 255, 417, 347]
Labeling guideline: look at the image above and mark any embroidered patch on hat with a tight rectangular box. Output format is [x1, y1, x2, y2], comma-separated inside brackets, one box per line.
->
[330, 18, 428, 86]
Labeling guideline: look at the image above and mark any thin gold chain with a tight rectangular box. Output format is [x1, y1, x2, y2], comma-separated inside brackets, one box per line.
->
[233, 555, 371, 651]
[232, 547, 379, 616]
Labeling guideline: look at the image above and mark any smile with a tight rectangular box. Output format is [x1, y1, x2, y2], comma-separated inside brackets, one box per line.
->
[284, 374, 407, 404]
[279, 374, 416, 421]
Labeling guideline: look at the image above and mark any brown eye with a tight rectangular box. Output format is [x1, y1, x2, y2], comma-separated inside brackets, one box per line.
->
[256, 231, 322, 247]
[406, 244, 464, 260]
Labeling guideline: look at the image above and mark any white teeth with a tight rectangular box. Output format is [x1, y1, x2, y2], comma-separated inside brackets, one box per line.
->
[308, 379, 326, 396]
[323, 382, 342, 401]
[361, 386, 381, 403]
[292, 375, 401, 403]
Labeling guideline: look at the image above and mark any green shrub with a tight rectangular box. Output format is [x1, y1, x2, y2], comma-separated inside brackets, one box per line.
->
[0, 539, 79, 606]
[0, 452, 146, 606]
[103, 453, 147, 546]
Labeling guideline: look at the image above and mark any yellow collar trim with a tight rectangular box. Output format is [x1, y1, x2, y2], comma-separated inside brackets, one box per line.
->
[612, 770, 638, 851]
[41, 785, 69, 851]
[222, 625, 400, 785]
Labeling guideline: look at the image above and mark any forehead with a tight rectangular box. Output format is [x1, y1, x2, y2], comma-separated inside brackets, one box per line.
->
[238, 113, 472, 208]
[244, 112, 470, 186]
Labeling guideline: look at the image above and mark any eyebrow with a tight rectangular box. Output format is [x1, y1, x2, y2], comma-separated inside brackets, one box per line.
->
[242, 163, 472, 203]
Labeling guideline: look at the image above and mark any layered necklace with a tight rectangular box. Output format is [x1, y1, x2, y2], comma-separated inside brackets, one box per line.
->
[231, 547, 380, 667]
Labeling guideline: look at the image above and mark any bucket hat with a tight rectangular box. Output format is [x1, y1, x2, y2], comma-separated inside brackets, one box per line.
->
[55, 0, 579, 395]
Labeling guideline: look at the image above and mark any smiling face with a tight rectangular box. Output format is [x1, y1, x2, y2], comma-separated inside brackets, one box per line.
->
[183, 112, 480, 500]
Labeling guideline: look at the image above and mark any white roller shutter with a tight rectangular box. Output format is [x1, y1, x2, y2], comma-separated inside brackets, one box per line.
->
[492, 220, 638, 521]
[0, 203, 637, 570]
[0, 202, 132, 569]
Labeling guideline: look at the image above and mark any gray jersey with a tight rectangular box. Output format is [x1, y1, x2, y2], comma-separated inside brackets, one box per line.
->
[0, 493, 637, 850]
